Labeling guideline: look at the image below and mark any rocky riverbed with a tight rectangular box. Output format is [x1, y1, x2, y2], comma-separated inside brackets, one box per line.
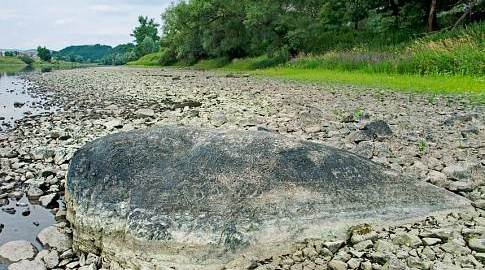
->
[0, 66, 484, 269]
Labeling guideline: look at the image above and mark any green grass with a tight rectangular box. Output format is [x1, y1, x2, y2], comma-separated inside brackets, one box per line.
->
[0, 56, 26, 65]
[251, 67, 485, 103]
[0, 65, 29, 74]
[193, 57, 231, 70]
[127, 52, 164, 66]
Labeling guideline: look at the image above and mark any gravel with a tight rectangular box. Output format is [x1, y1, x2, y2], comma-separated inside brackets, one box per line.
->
[0, 66, 483, 269]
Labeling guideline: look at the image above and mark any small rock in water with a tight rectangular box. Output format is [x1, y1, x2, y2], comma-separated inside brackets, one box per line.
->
[1, 207, 15, 215]
[37, 226, 72, 252]
[27, 186, 44, 198]
[0, 240, 37, 262]
[13, 102, 25, 108]
[39, 193, 57, 207]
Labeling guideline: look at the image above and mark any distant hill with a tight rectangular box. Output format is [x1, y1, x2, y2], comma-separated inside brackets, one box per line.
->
[53, 44, 112, 63]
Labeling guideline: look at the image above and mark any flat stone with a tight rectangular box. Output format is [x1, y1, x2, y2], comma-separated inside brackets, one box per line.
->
[328, 260, 347, 270]
[468, 238, 485, 252]
[0, 147, 18, 158]
[0, 240, 37, 262]
[78, 264, 97, 270]
[422, 237, 441, 246]
[442, 162, 472, 181]
[324, 240, 345, 253]
[448, 181, 474, 192]
[475, 253, 485, 263]
[427, 170, 447, 186]
[43, 250, 59, 268]
[134, 108, 155, 118]
[66, 125, 470, 269]
[392, 232, 422, 248]
[27, 186, 44, 198]
[39, 193, 57, 207]
[353, 240, 373, 251]
[7, 259, 46, 270]
[37, 226, 72, 252]
[103, 119, 123, 130]
[381, 258, 406, 270]
[472, 200, 485, 210]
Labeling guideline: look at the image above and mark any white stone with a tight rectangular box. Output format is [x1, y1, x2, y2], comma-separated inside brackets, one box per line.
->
[39, 193, 56, 207]
[37, 226, 72, 252]
[8, 259, 46, 270]
[135, 108, 155, 118]
[0, 240, 37, 262]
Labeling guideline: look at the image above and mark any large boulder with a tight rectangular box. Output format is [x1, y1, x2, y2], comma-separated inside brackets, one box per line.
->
[66, 125, 469, 269]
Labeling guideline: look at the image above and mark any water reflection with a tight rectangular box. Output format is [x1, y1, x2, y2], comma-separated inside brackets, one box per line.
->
[0, 67, 59, 133]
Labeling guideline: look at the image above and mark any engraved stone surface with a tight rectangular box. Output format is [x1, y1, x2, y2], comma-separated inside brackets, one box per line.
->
[66, 125, 470, 269]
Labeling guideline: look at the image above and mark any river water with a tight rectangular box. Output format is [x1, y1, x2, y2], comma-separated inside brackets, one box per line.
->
[0, 67, 58, 133]
[0, 67, 58, 268]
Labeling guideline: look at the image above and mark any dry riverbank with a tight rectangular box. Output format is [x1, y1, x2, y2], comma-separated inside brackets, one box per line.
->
[0, 66, 484, 269]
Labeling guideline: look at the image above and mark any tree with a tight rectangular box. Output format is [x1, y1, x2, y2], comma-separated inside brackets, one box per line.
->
[428, 0, 438, 32]
[19, 55, 34, 65]
[157, 0, 484, 65]
[132, 16, 160, 57]
[37, 46, 52, 62]
[139, 36, 157, 56]
[4, 51, 17, 57]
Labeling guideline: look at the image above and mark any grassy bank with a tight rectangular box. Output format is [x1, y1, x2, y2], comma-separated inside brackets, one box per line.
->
[127, 52, 164, 66]
[0, 57, 98, 74]
[0, 56, 26, 66]
[255, 68, 484, 101]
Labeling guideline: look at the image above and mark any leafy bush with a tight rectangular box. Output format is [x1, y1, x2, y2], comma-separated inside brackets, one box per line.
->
[128, 52, 164, 66]
[19, 55, 34, 65]
[284, 22, 485, 76]
[158, 48, 177, 66]
[193, 57, 230, 70]
[37, 46, 52, 62]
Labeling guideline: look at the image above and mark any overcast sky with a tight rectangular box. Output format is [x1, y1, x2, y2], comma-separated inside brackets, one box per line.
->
[1, 0, 173, 50]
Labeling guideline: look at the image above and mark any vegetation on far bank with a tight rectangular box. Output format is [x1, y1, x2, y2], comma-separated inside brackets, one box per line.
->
[127, 51, 165, 66]
[128, 21, 484, 103]
[0, 56, 25, 65]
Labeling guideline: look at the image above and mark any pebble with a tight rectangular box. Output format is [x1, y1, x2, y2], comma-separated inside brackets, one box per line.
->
[468, 238, 485, 252]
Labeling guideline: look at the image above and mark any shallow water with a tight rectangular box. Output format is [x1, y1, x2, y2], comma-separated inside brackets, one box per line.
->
[0, 70, 58, 133]
[0, 68, 60, 268]
[0, 195, 56, 268]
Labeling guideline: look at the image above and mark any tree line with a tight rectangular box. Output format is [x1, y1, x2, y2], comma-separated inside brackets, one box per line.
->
[151, 0, 483, 65]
